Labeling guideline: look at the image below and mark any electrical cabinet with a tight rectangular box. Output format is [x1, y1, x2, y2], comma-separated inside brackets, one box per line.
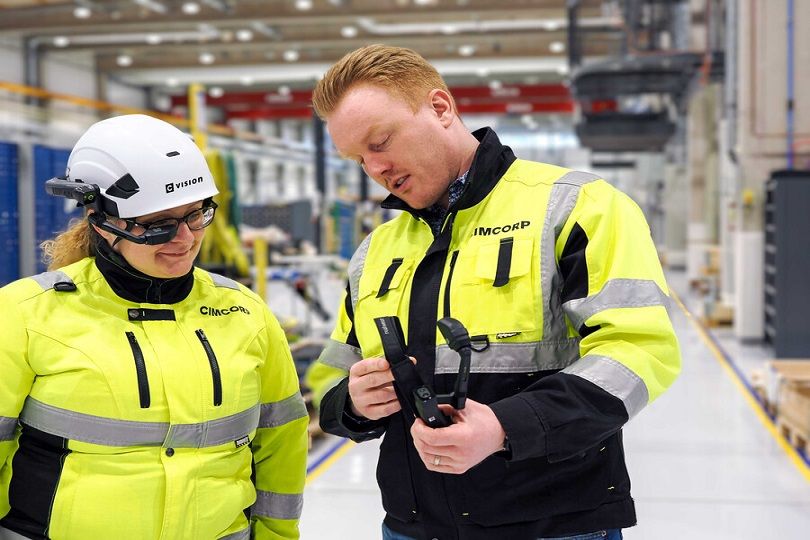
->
[764, 170, 810, 357]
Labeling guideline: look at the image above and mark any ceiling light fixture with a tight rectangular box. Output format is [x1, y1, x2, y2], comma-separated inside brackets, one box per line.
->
[341, 26, 358, 38]
[146, 34, 162, 45]
[283, 49, 300, 62]
[240, 76, 254, 86]
[549, 41, 565, 53]
[73, 6, 92, 19]
[116, 54, 133, 67]
[198, 52, 215, 64]
[235, 29, 253, 42]
[182, 2, 201, 15]
[278, 85, 291, 96]
[53, 36, 70, 47]
[295, 0, 313, 10]
[209, 86, 224, 98]
[167, 78, 179, 87]
[458, 44, 475, 57]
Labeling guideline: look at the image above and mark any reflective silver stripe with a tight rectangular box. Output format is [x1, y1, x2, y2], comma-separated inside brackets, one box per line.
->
[21, 397, 259, 448]
[318, 339, 362, 371]
[434, 339, 580, 375]
[29, 270, 73, 291]
[252, 490, 303, 520]
[562, 354, 649, 418]
[164, 405, 260, 447]
[0, 416, 18, 441]
[208, 271, 241, 290]
[348, 232, 373, 313]
[563, 278, 668, 330]
[219, 527, 250, 540]
[258, 392, 307, 429]
[540, 170, 600, 342]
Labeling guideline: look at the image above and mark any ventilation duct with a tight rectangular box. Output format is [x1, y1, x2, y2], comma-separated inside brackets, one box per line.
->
[571, 52, 724, 99]
[575, 111, 676, 152]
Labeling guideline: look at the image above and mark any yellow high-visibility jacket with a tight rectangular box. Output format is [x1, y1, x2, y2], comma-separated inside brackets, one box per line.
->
[315, 127, 681, 539]
[0, 258, 307, 540]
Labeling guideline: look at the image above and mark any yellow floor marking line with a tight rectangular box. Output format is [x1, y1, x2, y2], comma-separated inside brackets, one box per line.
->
[671, 291, 810, 483]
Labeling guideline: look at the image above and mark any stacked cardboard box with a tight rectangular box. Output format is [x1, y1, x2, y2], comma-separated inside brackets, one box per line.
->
[767, 360, 810, 452]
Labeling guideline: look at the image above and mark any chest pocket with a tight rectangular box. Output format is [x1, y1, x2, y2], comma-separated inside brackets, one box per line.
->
[356, 258, 414, 330]
[454, 237, 538, 337]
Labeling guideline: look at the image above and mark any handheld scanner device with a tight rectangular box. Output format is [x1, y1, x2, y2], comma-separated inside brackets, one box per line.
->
[46, 178, 178, 245]
[374, 316, 450, 428]
[436, 317, 472, 410]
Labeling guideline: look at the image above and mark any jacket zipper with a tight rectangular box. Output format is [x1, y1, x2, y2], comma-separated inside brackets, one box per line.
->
[125, 331, 151, 408]
[195, 329, 223, 406]
[442, 250, 459, 318]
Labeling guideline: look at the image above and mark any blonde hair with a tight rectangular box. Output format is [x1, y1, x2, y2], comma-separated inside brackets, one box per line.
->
[41, 217, 95, 271]
[312, 44, 456, 119]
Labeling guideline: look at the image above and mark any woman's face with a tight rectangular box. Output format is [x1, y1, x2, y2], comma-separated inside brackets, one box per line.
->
[96, 201, 208, 278]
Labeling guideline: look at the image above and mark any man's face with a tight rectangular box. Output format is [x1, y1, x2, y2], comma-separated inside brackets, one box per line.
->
[327, 84, 456, 210]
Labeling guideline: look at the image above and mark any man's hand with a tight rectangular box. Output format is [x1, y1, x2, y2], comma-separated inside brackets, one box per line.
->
[410, 398, 507, 474]
[347, 357, 401, 420]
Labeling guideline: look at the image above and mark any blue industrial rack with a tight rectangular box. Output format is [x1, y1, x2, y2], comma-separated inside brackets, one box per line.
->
[0, 142, 19, 286]
[333, 200, 356, 260]
[33, 145, 79, 274]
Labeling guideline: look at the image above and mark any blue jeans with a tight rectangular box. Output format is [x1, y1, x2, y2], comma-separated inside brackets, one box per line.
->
[382, 523, 623, 540]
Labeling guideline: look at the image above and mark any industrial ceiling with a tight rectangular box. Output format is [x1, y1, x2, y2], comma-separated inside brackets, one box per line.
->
[0, 0, 718, 151]
[0, 0, 635, 92]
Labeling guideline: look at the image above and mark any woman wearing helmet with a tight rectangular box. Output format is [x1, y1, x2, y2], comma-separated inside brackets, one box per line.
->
[0, 115, 307, 540]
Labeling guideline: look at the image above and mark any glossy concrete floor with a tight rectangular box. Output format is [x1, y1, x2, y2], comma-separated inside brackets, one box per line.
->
[299, 272, 810, 539]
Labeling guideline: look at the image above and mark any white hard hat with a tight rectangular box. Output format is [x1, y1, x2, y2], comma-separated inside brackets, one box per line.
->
[65, 114, 218, 218]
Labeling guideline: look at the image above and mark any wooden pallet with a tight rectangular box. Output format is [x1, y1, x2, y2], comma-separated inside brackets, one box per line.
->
[777, 417, 810, 455]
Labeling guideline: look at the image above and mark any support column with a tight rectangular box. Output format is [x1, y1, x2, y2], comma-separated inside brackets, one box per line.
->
[313, 113, 326, 252]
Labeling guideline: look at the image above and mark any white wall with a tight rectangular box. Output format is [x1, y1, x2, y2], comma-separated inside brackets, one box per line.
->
[0, 44, 148, 108]
[106, 79, 148, 109]
[0, 39, 24, 84]
[41, 51, 96, 99]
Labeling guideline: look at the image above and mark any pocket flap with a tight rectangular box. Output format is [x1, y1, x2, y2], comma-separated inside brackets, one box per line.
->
[474, 238, 533, 283]
[358, 258, 413, 300]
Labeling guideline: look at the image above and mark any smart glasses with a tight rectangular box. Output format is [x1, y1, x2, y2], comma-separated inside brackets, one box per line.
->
[124, 202, 218, 234]
[84, 201, 218, 245]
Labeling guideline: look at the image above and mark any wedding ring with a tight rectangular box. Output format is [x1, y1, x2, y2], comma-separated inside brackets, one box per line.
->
[433, 455, 442, 466]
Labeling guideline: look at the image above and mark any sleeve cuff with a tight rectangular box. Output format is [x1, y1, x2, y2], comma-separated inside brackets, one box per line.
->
[341, 394, 387, 433]
[489, 394, 548, 461]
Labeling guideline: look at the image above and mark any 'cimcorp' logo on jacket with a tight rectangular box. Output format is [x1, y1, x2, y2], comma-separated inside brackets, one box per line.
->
[473, 220, 531, 236]
[165, 176, 204, 193]
[200, 305, 251, 316]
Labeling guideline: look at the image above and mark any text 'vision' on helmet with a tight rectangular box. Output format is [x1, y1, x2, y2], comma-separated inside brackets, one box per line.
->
[65, 114, 219, 218]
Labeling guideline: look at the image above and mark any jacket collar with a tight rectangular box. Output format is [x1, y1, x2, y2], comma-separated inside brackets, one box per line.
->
[93, 232, 194, 304]
[380, 127, 516, 218]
